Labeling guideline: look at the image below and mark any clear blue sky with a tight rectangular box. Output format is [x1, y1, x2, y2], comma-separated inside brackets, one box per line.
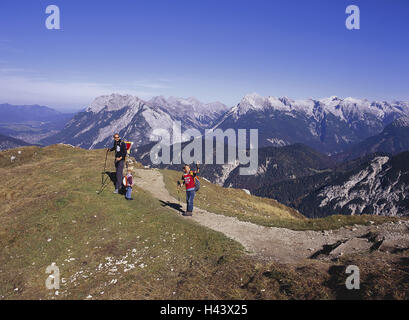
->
[0, 0, 408, 111]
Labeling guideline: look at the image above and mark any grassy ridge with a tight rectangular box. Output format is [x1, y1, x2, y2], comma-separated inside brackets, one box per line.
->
[0, 145, 406, 300]
[0, 145, 333, 299]
[0, 145, 246, 299]
[162, 169, 397, 230]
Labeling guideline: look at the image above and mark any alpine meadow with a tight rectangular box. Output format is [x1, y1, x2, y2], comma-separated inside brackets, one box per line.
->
[1, 0, 409, 308]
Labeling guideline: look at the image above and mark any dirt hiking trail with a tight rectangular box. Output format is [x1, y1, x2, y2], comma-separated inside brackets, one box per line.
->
[134, 169, 409, 265]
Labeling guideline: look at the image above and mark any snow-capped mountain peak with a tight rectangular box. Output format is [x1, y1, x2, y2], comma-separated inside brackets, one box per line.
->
[278, 96, 294, 106]
[238, 93, 290, 114]
[47, 93, 229, 149]
[213, 93, 409, 153]
[149, 95, 228, 114]
[86, 93, 145, 114]
[235, 94, 409, 121]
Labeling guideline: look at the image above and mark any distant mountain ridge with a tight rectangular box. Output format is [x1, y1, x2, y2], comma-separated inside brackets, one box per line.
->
[0, 103, 71, 123]
[42, 93, 409, 155]
[0, 103, 74, 144]
[213, 94, 409, 154]
[333, 116, 409, 162]
[42, 94, 229, 149]
[0, 133, 33, 150]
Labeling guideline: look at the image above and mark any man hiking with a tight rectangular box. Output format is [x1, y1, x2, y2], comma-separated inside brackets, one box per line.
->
[177, 163, 200, 216]
[108, 133, 127, 194]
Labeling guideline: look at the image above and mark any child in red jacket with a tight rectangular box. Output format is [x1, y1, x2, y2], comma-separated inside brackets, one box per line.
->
[177, 163, 200, 216]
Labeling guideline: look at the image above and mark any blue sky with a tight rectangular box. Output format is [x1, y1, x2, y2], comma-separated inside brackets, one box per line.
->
[0, 0, 408, 111]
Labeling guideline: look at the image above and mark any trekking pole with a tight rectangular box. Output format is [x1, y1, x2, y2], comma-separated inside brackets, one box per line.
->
[97, 149, 110, 195]
[102, 149, 109, 184]
[177, 181, 181, 205]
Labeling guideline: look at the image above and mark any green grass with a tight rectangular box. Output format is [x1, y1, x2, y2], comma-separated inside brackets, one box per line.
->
[162, 169, 399, 231]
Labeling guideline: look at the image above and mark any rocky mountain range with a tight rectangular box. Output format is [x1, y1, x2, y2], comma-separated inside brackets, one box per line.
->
[255, 151, 409, 217]
[41, 93, 409, 155]
[310, 152, 409, 217]
[333, 116, 409, 162]
[213, 94, 409, 154]
[41, 94, 228, 149]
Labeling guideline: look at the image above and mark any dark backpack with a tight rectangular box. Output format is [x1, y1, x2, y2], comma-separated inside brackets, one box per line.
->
[194, 176, 200, 192]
